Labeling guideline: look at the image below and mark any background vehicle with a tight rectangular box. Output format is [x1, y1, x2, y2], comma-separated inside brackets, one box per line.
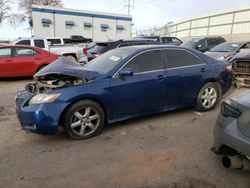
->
[0, 45, 59, 78]
[67, 35, 92, 43]
[212, 92, 250, 171]
[133, 35, 182, 46]
[181, 36, 226, 52]
[87, 39, 159, 61]
[16, 46, 232, 139]
[230, 49, 250, 87]
[205, 41, 250, 61]
[12, 38, 87, 62]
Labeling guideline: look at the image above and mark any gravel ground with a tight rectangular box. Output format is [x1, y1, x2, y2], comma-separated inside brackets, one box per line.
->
[0, 79, 249, 188]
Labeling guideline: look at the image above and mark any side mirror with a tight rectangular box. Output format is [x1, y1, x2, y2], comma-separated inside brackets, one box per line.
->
[118, 68, 133, 77]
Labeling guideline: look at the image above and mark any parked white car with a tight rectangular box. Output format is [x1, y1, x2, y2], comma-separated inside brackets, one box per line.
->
[11, 37, 88, 63]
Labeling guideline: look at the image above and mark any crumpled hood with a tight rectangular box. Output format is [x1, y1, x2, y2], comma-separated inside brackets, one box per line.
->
[231, 49, 250, 61]
[34, 57, 100, 80]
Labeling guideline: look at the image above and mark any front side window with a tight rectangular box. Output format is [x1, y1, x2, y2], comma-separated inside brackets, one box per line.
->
[47, 39, 62, 45]
[164, 49, 204, 69]
[34, 40, 45, 48]
[207, 38, 218, 46]
[124, 50, 163, 73]
[16, 40, 31, 46]
[0, 48, 11, 58]
[14, 48, 37, 57]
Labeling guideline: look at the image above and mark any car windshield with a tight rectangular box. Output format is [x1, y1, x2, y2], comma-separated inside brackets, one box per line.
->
[82, 48, 134, 74]
[209, 42, 241, 52]
[181, 39, 200, 48]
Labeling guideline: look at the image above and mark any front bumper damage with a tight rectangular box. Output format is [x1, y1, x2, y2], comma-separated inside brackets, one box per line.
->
[15, 91, 68, 135]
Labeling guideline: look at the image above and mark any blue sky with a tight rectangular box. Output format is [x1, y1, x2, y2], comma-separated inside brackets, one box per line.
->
[1, 0, 250, 39]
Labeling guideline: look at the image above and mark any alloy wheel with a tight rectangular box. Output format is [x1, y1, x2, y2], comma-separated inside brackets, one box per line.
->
[201, 87, 217, 109]
[70, 107, 100, 136]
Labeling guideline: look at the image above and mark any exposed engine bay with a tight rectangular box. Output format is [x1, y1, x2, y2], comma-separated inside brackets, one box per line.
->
[232, 60, 250, 88]
[25, 74, 88, 94]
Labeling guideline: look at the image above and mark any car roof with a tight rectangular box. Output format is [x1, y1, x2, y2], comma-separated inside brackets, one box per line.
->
[0, 45, 49, 53]
[190, 36, 224, 40]
[96, 39, 159, 45]
[117, 45, 190, 52]
[0, 44, 38, 48]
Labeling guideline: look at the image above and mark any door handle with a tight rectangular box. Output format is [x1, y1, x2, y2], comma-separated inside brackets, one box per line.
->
[200, 68, 206, 73]
[157, 75, 165, 81]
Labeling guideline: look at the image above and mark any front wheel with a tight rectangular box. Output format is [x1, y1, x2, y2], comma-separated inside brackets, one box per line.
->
[196, 82, 220, 111]
[62, 100, 105, 140]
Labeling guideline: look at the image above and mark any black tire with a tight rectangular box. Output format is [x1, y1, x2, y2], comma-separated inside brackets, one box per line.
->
[196, 82, 220, 112]
[62, 100, 105, 140]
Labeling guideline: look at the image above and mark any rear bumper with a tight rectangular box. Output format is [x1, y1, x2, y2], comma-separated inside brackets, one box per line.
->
[15, 91, 68, 135]
[213, 113, 250, 156]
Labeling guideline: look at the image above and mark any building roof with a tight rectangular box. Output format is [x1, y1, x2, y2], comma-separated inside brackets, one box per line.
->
[32, 5, 132, 22]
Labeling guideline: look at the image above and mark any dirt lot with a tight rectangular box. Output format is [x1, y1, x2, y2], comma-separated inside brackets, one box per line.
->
[0, 79, 249, 188]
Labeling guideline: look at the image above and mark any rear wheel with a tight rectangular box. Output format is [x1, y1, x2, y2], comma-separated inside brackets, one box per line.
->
[62, 100, 105, 140]
[196, 82, 220, 111]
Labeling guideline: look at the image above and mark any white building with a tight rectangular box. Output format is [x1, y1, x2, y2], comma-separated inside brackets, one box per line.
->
[142, 4, 250, 41]
[31, 5, 132, 42]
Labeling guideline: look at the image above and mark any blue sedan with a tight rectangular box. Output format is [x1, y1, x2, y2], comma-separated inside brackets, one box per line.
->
[15, 46, 232, 139]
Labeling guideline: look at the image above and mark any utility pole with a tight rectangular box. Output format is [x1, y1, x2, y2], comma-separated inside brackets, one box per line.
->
[125, 0, 134, 15]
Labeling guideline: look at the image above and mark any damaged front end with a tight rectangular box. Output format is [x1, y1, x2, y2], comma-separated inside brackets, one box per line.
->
[233, 60, 250, 88]
[25, 57, 99, 94]
[232, 51, 250, 88]
[25, 75, 88, 94]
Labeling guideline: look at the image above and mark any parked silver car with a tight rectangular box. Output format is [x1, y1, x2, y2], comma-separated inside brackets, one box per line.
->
[212, 91, 250, 171]
[205, 41, 250, 61]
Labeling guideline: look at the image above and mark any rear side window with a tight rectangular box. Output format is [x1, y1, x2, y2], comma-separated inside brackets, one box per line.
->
[0, 48, 11, 58]
[16, 40, 30, 46]
[125, 50, 163, 73]
[34, 40, 45, 48]
[91, 43, 110, 53]
[14, 48, 38, 56]
[164, 49, 204, 69]
[47, 39, 62, 45]
[172, 38, 182, 44]
[162, 37, 171, 44]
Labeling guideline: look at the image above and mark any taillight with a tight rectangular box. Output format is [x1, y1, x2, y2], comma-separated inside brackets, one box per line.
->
[83, 47, 87, 56]
[221, 101, 241, 118]
[226, 65, 232, 73]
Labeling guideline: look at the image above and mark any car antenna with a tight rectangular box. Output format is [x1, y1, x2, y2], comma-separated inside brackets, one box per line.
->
[106, 34, 111, 41]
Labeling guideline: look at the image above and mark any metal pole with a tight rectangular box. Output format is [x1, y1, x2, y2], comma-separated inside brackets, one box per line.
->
[53, 11, 56, 37]
[92, 16, 94, 41]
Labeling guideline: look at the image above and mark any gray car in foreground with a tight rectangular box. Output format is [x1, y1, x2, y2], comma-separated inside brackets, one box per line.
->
[212, 91, 250, 171]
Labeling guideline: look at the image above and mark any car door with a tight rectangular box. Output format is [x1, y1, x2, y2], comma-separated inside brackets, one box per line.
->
[164, 49, 208, 107]
[11, 47, 39, 76]
[109, 49, 167, 120]
[0, 47, 13, 77]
